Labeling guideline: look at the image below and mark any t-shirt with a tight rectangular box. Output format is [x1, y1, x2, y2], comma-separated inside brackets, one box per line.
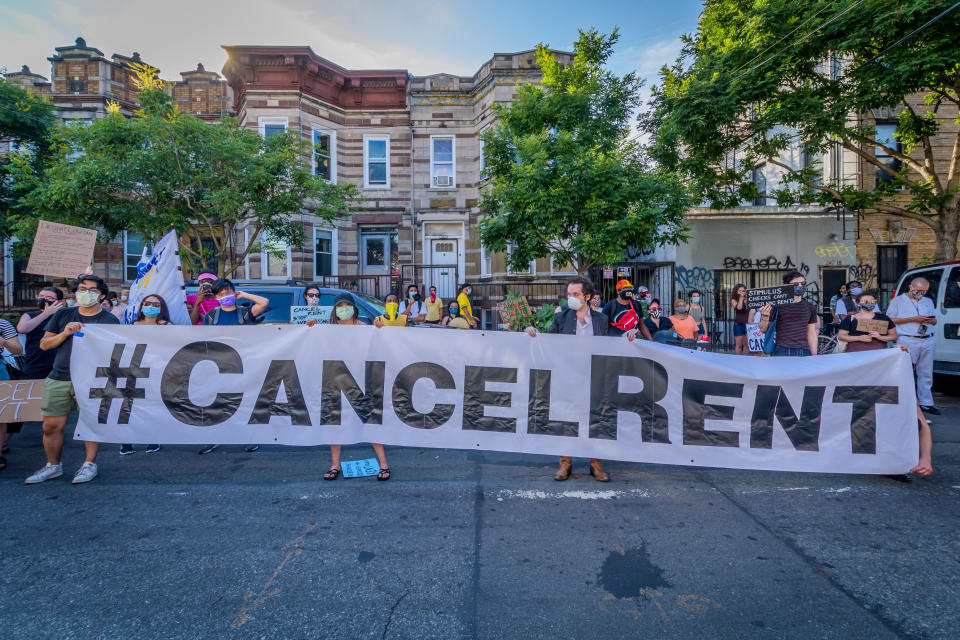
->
[839, 313, 895, 352]
[0, 318, 17, 341]
[669, 314, 700, 340]
[206, 308, 240, 325]
[186, 293, 220, 325]
[688, 302, 704, 324]
[643, 316, 673, 335]
[22, 311, 57, 378]
[732, 298, 750, 324]
[835, 295, 858, 317]
[378, 313, 408, 327]
[457, 292, 473, 321]
[771, 300, 817, 349]
[886, 293, 936, 338]
[399, 299, 427, 318]
[603, 299, 641, 336]
[424, 297, 443, 322]
[44, 307, 120, 381]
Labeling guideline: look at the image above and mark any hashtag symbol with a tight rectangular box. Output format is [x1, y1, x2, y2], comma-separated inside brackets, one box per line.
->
[89, 343, 150, 424]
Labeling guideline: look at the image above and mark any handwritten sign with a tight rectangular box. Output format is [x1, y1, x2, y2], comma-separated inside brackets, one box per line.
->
[290, 306, 331, 325]
[856, 318, 889, 335]
[341, 458, 380, 478]
[25, 221, 98, 279]
[0, 379, 45, 422]
[746, 324, 766, 353]
[746, 285, 796, 309]
[497, 296, 532, 331]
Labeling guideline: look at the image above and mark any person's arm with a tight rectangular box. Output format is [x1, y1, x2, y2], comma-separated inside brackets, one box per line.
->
[2, 335, 22, 355]
[757, 304, 773, 332]
[807, 320, 818, 354]
[910, 405, 933, 475]
[410, 303, 426, 323]
[40, 323, 81, 351]
[238, 291, 269, 317]
[17, 305, 61, 333]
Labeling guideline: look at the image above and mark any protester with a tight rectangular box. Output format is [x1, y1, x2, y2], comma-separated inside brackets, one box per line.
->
[198, 280, 269, 454]
[887, 276, 938, 414]
[643, 299, 673, 342]
[636, 285, 652, 315]
[835, 280, 862, 320]
[829, 283, 849, 325]
[525, 275, 638, 483]
[398, 284, 427, 322]
[323, 292, 391, 481]
[424, 285, 443, 324]
[101, 291, 115, 312]
[730, 283, 750, 355]
[688, 290, 706, 336]
[118, 294, 170, 456]
[440, 301, 470, 328]
[188, 272, 220, 325]
[373, 294, 408, 327]
[111, 288, 129, 320]
[16, 287, 63, 379]
[912, 406, 934, 476]
[837, 289, 897, 352]
[602, 279, 652, 340]
[64, 290, 77, 307]
[757, 271, 818, 357]
[668, 299, 702, 342]
[0, 317, 24, 470]
[301, 285, 323, 327]
[456, 284, 479, 328]
[24, 274, 120, 484]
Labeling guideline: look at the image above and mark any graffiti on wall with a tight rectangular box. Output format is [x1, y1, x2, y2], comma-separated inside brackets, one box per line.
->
[848, 263, 876, 287]
[814, 242, 855, 260]
[674, 266, 715, 292]
[721, 255, 811, 275]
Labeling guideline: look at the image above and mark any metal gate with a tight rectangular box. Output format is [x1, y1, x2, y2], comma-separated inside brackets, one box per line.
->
[400, 264, 459, 300]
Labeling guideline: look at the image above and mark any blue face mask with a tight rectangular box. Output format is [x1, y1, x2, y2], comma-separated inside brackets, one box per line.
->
[794, 284, 807, 296]
[142, 305, 161, 318]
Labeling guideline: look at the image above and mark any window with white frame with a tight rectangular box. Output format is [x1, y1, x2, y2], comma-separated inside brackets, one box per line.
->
[313, 129, 335, 181]
[260, 232, 290, 279]
[480, 242, 492, 278]
[431, 135, 455, 188]
[258, 116, 288, 139]
[124, 232, 152, 282]
[314, 227, 337, 278]
[364, 134, 390, 188]
[507, 243, 535, 275]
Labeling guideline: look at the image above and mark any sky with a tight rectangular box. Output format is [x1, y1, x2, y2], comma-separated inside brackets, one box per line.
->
[0, 0, 702, 93]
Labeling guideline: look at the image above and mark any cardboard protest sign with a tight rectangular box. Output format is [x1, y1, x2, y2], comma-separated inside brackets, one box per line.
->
[856, 318, 889, 335]
[746, 285, 796, 309]
[341, 458, 380, 478]
[0, 379, 45, 422]
[497, 296, 532, 330]
[290, 306, 331, 325]
[746, 324, 766, 353]
[25, 221, 98, 279]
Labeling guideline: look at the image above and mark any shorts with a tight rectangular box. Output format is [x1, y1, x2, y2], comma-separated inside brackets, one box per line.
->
[41, 378, 76, 417]
[733, 322, 747, 337]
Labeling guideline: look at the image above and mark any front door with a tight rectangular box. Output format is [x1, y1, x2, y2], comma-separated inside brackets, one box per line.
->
[361, 234, 390, 275]
[428, 238, 458, 298]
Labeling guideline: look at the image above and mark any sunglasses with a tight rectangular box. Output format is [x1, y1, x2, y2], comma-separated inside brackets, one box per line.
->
[142, 301, 161, 308]
[305, 294, 320, 299]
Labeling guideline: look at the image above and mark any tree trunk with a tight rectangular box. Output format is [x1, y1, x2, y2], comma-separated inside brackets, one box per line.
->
[934, 207, 960, 263]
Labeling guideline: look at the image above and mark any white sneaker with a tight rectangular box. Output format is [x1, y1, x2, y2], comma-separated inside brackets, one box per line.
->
[72, 462, 98, 484]
[25, 463, 63, 484]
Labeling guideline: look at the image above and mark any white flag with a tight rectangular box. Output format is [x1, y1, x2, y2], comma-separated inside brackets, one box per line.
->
[124, 229, 190, 325]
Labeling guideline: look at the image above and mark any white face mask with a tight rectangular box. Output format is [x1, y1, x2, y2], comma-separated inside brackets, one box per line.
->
[567, 295, 583, 311]
[75, 290, 100, 308]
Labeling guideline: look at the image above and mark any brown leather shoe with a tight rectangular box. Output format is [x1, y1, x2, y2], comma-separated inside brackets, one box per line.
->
[555, 457, 572, 481]
[589, 459, 610, 482]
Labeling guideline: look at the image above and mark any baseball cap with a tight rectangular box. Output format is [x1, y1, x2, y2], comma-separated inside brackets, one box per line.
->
[615, 279, 633, 290]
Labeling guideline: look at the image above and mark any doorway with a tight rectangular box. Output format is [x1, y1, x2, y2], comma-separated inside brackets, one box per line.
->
[428, 238, 458, 298]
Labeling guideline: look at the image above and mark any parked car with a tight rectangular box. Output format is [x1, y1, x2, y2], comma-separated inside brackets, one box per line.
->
[893, 261, 960, 376]
[184, 280, 386, 325]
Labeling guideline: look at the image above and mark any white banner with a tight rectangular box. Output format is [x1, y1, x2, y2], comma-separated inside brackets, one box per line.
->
[71, 325, 919, 474]
[123, 229, 190, 325]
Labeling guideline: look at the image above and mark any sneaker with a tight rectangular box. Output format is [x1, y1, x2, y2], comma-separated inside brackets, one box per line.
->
[72, 462, 98, 484]
[198, 444, 218, 455]
[920, 406, 941, 415]
[144, 444, 160, 454]
[25, 463, 63, 484]
[120, 444, 135, 456]
[243, 444, 260, 453]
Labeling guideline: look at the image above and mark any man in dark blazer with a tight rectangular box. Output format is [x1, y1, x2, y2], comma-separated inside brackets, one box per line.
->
[526, 275, 638, 482]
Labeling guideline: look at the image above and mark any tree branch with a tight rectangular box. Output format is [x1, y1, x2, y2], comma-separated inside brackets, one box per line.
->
[853, 132, 929, 185]
[900, 100, 943, 193]
[839, 139, 922, 190]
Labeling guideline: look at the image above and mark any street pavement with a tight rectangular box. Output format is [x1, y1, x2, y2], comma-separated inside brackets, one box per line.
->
[2, 387, 958, 640]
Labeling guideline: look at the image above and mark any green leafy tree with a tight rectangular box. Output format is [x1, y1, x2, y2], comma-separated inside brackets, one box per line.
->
[0, 77, 56, 242]
[645, 0, 960, 261]
[479, 28, 690, 275]
[13, 64, 359, 277]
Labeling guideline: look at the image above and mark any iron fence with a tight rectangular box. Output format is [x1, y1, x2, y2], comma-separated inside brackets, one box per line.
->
[318, 275, 397, 299]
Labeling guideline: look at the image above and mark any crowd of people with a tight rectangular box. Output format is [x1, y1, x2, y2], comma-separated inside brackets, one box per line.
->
[0, 271, 934, 484]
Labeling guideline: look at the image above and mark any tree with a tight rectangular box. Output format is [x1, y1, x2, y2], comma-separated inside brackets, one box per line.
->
[645, 0, 960, 261]
[479, 28, 689, 275]
[12, 64, 359, 277]
[0, 76, 56, 242]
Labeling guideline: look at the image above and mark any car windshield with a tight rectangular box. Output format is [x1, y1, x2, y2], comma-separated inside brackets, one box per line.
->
[354, 292, 386, 314]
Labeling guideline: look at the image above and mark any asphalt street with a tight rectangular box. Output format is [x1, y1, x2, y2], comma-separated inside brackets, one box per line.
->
[2, 388, 958, 640]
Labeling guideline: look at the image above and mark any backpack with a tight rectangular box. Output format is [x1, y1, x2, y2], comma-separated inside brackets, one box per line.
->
[207, 305, 255, 325]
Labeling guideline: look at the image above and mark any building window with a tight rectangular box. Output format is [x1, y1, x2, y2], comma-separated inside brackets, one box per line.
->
[124, 232, 153, 282]
[752, 165, 767, 205]
[364, 135, 390, 188]
[875, 123, 902, 185]
[258, 116, 288, 139]
[480, 242, 492, 278]
[313, 129, 335, 181]
[315, 227, 337, 278]
[261, 233, 290, 279]
[430, 135, 455, 188]
[479, 138, 486, 175]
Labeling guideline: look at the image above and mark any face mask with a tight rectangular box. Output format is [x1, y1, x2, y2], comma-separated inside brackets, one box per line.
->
[691, 296, 700, 303]
[335, 305, 354, 320]
[619, 288, 634, 298]
[651, 310, 662, 318]
[385, 302, 399, 319]
[910, 289, 924, 299]
[676, 305, 687, 314]
[75, 290, 100, 308]
[121, 295, 128, 302]
[109, 300, 118, 307]
[38, 298, 54, 309]
[794, 284, 807, 296]
[306, 298, 318, 306]
[465, 288, 472, 296]
[849, 287, 863, 296]
[66, 299, 77, 307]
[408, 291, 417, 299]
[142, 305, 161, 318]
[644, 295, 652, 303]
[218, 295, 236, 308]
[567, 296, 583, 311]
[430, 291, 436, 301]
[860, 302, 876, 311]
[449, 307, 459, 315]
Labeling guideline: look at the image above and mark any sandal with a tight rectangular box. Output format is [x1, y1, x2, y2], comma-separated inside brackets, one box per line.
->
[323, 467, 340, 481]
[377, 467, 391, 482]
[0, 456, 6, 471]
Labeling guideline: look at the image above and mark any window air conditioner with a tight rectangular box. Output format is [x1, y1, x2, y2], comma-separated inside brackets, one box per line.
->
[433, 176, 453, 187]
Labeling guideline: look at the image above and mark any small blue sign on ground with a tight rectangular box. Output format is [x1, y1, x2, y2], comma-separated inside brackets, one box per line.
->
[341, 458, 380, 478]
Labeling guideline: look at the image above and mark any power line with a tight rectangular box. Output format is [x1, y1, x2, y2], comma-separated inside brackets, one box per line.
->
[732, 3, 833, 74]
[857, 1, 960, 69]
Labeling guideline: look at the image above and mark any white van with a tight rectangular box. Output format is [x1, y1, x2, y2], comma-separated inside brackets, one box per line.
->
[894, 261, 960, 376]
